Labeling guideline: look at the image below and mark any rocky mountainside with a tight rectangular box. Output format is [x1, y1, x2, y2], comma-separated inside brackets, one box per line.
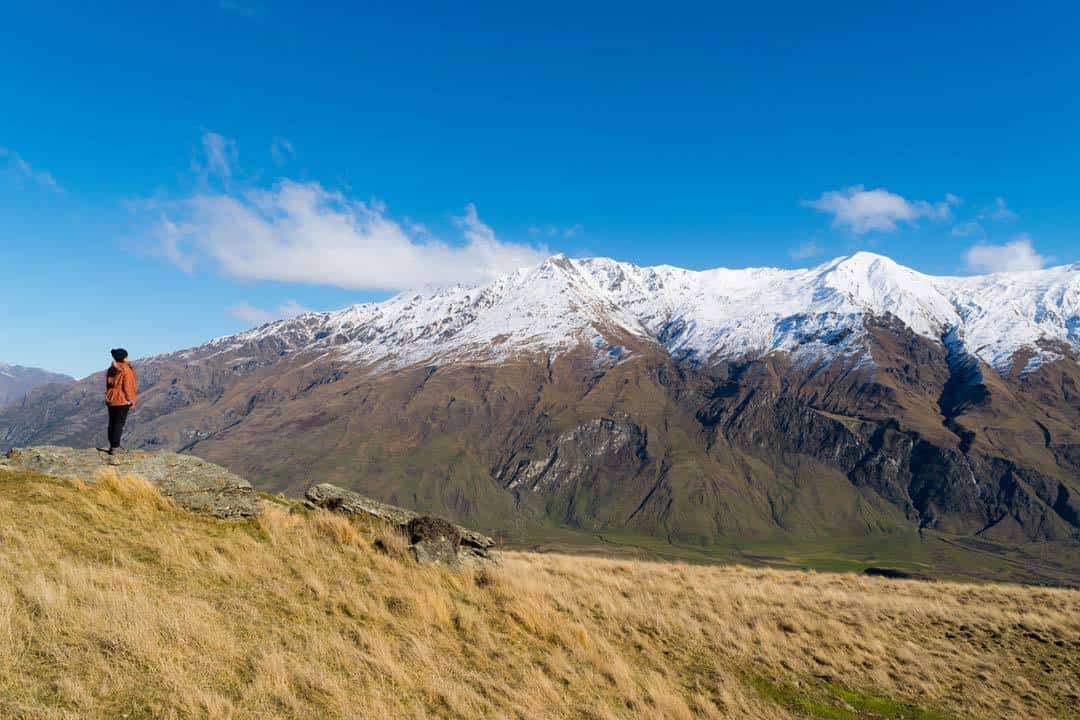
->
[2, 253, 1077, 557]
[0, 363, 73, 406]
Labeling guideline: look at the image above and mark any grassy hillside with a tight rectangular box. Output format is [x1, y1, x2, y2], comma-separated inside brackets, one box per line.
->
[1, 468, 1077, 719]
[509, 525, 1080, 587]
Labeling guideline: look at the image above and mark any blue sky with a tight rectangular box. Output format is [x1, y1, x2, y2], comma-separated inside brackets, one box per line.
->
[2, 1, 1078, 378]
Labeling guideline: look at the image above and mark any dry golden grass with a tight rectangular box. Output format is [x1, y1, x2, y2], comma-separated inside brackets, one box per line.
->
[0, 468, 1077, 720]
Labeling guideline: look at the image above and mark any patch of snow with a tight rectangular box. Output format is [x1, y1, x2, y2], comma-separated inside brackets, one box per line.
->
[173, 252, 1079, 376]
[935, 262, 1080, 371]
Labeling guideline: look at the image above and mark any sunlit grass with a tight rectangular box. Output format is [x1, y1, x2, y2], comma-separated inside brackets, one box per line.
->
[0, 468, 1076, 719]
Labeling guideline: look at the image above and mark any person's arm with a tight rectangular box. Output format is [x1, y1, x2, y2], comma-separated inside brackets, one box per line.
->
[125, 367, 137, 406]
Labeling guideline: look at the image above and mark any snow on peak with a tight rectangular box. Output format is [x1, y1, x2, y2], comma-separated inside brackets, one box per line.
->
[201, 253, 1079, 374]
[939, 261, 1080, 370]
[815, 252, 960, 337]
[575, 253, 961, 364]
[220, 252, 649, 370]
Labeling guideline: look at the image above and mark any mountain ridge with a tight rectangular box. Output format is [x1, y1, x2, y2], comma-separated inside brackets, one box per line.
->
[0, 363, 74, 407]
[193, 251, 1079, 378]
[2, 251, 1077, 576]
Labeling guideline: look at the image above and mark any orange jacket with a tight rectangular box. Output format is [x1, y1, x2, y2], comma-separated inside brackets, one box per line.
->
[105, 361, 137, 407]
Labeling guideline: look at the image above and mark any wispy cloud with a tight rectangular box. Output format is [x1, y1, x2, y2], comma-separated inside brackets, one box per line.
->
[153, 132, 548, 291]
[977, 196, 1018, 222]
[948, 196, 1017, 237]
[230, 299, 312, 326]
[805, 185, 958, 234]
[191, 131, 237, 186]
[528, 223, 584, 240]
[787, 239, 823, 261]
[270, 137, 294, 166]
[951, 221, 985, 238]
[156, 216, 196, 272]
[0, 147, 62, 192]
[964, 234, 1048, 274]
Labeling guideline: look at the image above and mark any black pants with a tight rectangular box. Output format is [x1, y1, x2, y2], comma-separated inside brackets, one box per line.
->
[107, 404, 130, 449]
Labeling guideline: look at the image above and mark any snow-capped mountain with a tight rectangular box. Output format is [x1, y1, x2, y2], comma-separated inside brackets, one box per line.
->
[201, 251, 1080, 375]
[0, 363, 74, 406]
[5, 252, 1078, 561]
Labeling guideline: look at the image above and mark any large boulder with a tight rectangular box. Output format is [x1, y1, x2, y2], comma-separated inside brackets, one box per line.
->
[407, 516, 462, 568]
[304, 482, 497, 566]
[1, 446, 261, 519]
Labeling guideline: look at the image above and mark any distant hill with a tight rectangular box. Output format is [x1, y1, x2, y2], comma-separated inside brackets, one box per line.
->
[0, 363, 73, 406]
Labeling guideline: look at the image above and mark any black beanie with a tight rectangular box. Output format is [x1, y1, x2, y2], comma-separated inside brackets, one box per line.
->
[110, 348, 128, 362]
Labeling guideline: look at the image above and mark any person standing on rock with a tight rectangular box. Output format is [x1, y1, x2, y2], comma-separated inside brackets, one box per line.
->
[102, 348, 137, 455]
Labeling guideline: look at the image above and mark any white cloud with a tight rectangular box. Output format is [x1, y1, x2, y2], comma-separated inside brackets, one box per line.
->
[230, 299, 313, 326]
[977, 196, 1018, 222]
[154, 178, 548, 291]
[157, 216, 195, 272]
[805, 185, 958, 234]
[192, 131, 237, 185]
[153, 133, 549, 290]
[0, 146, 62, 191]
[964, 234, 1048, 274]
[788, 239, 823, 261]
[270, 137, 294, 166]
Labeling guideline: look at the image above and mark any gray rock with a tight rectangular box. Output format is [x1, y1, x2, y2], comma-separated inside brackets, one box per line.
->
[306, 482, 422, 526]
[305, 482, 497, 566]
[407, 516, 462, 569]
[2, 445, 261, 519]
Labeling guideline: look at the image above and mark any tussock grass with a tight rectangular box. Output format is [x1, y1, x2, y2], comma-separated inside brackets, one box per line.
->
[0, 468, 1076, 719]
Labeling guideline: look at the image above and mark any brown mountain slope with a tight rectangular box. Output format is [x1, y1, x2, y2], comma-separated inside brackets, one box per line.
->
[0, 363, 73, 406]
[2, 315, 1076, 570]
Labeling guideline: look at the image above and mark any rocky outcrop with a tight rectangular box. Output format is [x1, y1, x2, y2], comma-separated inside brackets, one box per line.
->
[305, 482, 497, 568]
[1, 446, 261, 519]
[407, 516, 462, 567]
[504, 415, 648, 493]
